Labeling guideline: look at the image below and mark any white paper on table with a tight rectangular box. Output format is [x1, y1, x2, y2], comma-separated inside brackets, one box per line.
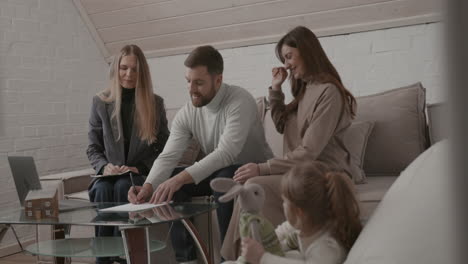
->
[98, 203, 164, 212]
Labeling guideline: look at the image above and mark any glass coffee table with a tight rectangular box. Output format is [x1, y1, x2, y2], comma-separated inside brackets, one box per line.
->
[0, 202, 218, 264]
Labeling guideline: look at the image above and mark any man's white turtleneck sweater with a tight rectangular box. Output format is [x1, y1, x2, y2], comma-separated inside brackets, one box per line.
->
[145, 83, 273, 188]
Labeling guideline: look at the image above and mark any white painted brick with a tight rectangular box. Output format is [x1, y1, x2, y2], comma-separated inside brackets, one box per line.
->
[9, 79, 52, 91]
[24, 103, 53, 114]
[14, 4, 30, 19]
[69, 113, 88, 123]
[18, 114, 66, 126]
[30, 8, 57, 24]
[0, 103, 23, 114]
[0, 55, 21, 67]
[19, 91, 43, 102]
[11, 41, 41, 56]
[36, 126, 50, 136]
[49, 125, 64, 136]
[39, 0, 57, 10]
[0, 139, 14, 152]
[10, 0, 39, 8]
[45, 157, 69, 171]
[22, 126, 35, 137]
[0, 17, 12, 30]
[13, 19, 39, 32]
[0, 4, 15, 18]
[0, 115, 19, 129]
[41, 136, 65, 147]
[384, 24, 427, 38]
[372, 37, 412, 53]
[1, 126, 21, 139]
[21, 56, 49, 68]
[52, 102, 66, 113]
[335, 41, 372, 58]
[66, 134, 86, 145]
[4, 31, 20, 43]
[14, 137, 41, 151]
[63, 125, 73, 135]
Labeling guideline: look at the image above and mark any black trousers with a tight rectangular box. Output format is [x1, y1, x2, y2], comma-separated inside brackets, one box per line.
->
[170, 164, 241, 262]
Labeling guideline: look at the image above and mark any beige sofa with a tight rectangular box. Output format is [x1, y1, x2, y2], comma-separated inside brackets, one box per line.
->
[38, 82, 441, 263]
[345, 140, 453, 263]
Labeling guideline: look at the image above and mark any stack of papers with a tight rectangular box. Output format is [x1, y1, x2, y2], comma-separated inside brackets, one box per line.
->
[98, 203, 164, 213]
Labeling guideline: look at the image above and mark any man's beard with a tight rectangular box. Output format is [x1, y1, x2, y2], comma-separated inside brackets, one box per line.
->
[191, 84, 216, 107]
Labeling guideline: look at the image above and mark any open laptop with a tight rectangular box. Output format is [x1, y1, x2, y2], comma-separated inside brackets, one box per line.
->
[8, 156, 95, 212]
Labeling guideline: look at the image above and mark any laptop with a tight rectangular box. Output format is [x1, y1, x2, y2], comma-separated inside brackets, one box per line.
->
[8, 156, 95, 212]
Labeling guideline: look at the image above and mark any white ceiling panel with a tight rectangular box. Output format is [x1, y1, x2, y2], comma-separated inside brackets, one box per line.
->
[73, 0, 443, 62]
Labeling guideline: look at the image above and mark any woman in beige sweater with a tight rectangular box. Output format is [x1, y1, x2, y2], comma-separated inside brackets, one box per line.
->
[221, 26, 359, 260]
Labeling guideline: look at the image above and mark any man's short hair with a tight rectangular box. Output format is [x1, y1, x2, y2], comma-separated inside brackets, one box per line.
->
[184, 45, 223, 75]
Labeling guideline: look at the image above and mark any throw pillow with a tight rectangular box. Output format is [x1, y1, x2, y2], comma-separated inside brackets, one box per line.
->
[355, 82, 429, 176]
[343, 121, 375, 184]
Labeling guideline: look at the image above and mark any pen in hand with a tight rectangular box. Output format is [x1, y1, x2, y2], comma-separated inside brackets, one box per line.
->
[129, 172, 139, 204]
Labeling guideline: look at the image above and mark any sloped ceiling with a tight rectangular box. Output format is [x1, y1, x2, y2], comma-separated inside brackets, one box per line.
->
[73, 0, 443, 62]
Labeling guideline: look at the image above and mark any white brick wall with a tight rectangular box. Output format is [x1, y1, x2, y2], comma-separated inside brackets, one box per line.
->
[0, 0, 107, 248]
[149, 23, 445, 111]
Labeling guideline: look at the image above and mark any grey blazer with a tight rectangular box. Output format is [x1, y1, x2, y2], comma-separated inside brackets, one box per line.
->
[86, 94, 169, 182]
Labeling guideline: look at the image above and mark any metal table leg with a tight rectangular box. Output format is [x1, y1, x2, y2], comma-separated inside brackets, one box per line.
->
[181, 219, 212, 264]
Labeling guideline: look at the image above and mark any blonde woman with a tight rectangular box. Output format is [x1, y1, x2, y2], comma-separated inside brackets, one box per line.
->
[87, 44, 169, 264]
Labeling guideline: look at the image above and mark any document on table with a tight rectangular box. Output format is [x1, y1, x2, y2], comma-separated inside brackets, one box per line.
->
[98, 203, 164, 212]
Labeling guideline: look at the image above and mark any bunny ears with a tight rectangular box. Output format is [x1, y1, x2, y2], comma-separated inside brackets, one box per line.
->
[210, 178, 243, 203]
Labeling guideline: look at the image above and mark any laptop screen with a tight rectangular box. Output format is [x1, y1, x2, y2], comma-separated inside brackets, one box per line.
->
[7, 156, 42, 206]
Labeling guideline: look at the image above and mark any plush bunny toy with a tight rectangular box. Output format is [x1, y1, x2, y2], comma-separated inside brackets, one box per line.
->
[210, 178, 284, 263]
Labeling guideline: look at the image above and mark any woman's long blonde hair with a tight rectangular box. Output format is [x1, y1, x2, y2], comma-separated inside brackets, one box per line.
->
[282, 160, 362, 251]
[98, 44, 159, 144]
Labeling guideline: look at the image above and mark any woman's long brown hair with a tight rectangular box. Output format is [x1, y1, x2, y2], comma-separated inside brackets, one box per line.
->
[282, 160, 362, 251]
[98, 44, 159, 144]
[275, 26, 356, 117]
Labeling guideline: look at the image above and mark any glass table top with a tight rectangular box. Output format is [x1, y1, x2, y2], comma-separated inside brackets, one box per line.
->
[0, 202, 217, 227]
[25, 237, 165, 257]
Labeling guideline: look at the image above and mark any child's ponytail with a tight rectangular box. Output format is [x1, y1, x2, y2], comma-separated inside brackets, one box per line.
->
[325, 172, 362, 250]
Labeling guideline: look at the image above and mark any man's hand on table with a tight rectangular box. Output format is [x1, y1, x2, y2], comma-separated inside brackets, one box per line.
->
[149, 170, 194, 204]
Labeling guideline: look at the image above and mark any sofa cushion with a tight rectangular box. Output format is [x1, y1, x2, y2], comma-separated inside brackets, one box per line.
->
[355, 82, 429, 176]
[356, 176, 397, 223]
[345, 140, 455, 264]
[343, 121, 375, 183]
[263, 109, 284, 158]
[40, 168, 95, 195]
[65, 190, 90, 201]
[355, 176, 397, 202]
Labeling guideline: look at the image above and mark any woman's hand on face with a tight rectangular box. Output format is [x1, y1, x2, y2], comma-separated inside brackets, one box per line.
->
[271, 67, 288, 90]
[233, 163, 260, 184]
[241, 237, 265, 264]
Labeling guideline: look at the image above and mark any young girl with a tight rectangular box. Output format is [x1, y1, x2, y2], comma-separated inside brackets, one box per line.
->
[241, 161, 362, 264]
